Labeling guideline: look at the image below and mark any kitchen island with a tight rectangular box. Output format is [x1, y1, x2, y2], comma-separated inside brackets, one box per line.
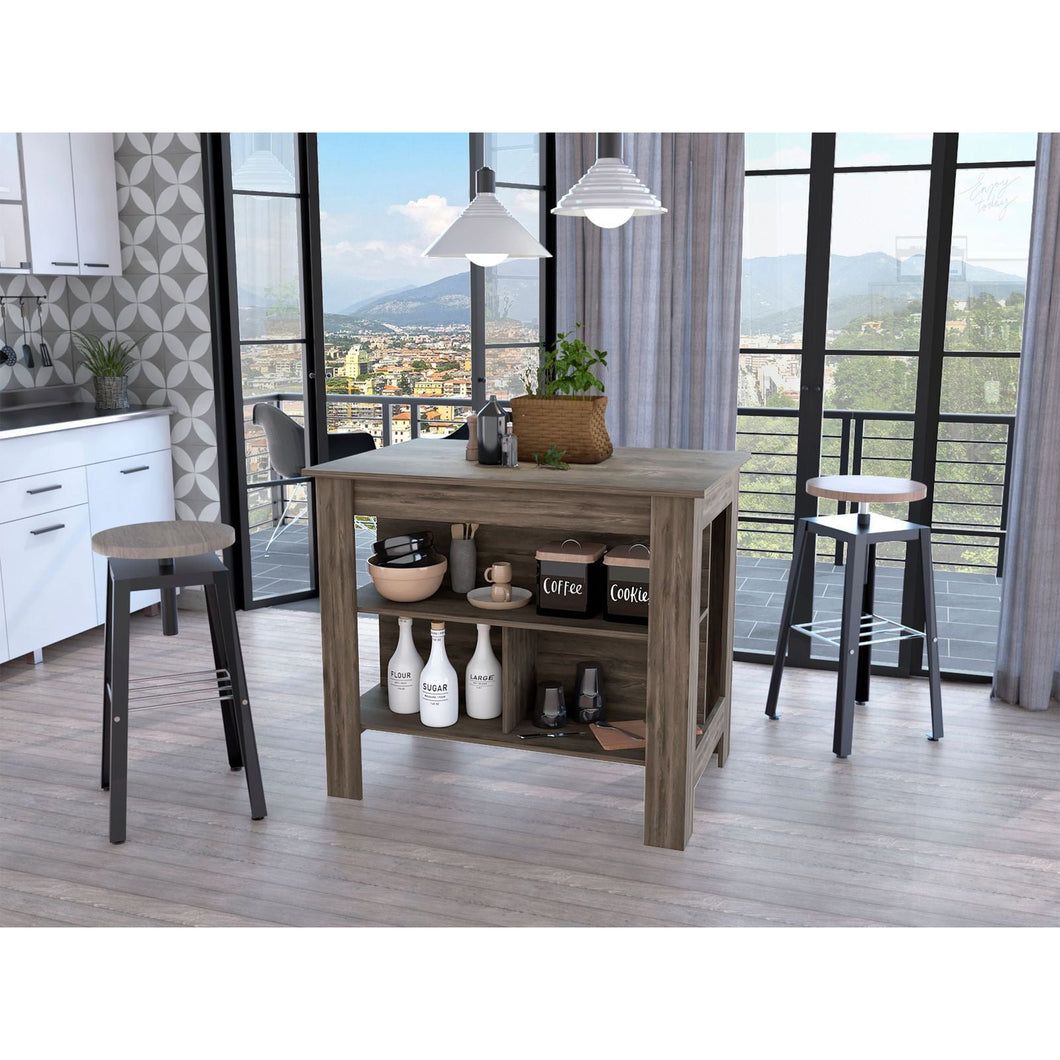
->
[305, 439, 748, 850]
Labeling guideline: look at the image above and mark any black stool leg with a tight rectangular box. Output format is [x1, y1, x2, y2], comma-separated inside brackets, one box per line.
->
[833, 534, 869, 759]
[159, 558, 179, 636]
[108, 580, 133, 844]
[204, 580, 244, 770]
[766, 518, 810, 719]
[855, 543, 877, 705]
[213, 569, 267, 821]
[101, 565, 114, 791]
[920, 529, 944, 741]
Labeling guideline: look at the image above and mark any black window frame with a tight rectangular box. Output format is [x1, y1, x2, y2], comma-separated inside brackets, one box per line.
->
[738, 132, 1035, 680]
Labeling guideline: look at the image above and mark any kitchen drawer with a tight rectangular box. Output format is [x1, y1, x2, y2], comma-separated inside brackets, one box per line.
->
[0, 504, 97, 660]
[0, 413, 173, 480]
[88, 449, 176, 622]
[0, 465, 88, 524]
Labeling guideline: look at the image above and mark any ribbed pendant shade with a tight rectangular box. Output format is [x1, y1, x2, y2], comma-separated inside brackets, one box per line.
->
[423, 167, 551, 266]
[552, 133, 666, 228]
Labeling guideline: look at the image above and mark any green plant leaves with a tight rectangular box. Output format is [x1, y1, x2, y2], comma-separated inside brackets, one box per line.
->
[535, 323, 608, 398]
[74, 331, 138, 377]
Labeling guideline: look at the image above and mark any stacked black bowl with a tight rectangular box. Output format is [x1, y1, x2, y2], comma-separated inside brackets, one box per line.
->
[372, 530, 437, 568]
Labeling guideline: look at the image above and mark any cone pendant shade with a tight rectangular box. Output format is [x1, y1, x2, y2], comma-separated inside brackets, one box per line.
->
[552, 133, 666, 228]
[423, 166, 551, 268]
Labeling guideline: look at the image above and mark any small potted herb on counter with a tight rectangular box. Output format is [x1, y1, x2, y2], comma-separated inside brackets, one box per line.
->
[510, 324, 612, 464]
[76, 333, 137, 411]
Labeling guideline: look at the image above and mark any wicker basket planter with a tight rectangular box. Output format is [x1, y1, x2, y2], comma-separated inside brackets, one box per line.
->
[94, 375, 130, 411]
[510, 394, 613, 465]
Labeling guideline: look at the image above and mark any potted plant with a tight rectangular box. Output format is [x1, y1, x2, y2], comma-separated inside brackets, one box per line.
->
[76, 333, 137, 411]
[510, 324, 613, 464]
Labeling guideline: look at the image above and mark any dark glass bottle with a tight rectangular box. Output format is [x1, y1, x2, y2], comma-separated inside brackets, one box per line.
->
[476, 394, 505, 465]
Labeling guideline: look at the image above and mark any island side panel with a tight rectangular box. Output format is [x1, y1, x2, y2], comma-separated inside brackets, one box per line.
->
[315, 475, 362, 799]
[705, 476, 739, 767]
[644, 495, 703, 850]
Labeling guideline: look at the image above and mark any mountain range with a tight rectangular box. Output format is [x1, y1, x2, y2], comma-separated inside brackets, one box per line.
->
[741, 252, 1025, 336]
[316, 253, 1025, 333]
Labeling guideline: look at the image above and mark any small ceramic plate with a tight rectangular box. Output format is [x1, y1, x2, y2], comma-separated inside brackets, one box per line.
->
[466, 586, 533, 610]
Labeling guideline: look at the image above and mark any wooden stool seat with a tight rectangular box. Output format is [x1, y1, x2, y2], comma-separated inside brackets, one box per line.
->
[92, 519, 235, 560]
[807, 475, 927, 504]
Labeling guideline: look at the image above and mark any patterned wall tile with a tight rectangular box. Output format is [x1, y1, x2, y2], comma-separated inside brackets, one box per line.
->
[0, 132, 219, 524]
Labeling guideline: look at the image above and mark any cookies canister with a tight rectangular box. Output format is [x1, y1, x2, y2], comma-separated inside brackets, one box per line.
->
[602, 543, 650, 624]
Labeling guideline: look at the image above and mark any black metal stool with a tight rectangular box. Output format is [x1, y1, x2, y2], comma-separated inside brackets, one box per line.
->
[765, 475, 943, 758]
[91, 520, 267, 844]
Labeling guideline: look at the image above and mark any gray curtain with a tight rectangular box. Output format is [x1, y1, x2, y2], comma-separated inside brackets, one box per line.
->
[993, 133, 1060, 711]
[556, 133, 744, 450]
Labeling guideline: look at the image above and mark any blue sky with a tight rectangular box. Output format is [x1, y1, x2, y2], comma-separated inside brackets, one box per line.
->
[317, 133, 471, 311]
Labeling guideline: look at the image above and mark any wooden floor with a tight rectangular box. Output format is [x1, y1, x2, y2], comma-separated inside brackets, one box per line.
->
[1, 605, 1058, 928]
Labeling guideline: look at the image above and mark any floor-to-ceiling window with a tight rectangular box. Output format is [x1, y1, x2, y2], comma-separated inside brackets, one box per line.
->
[205, 133, 323, 608]
[474, 133, 555, 401]
[736, 132, 1036, 677]
[316, 133, 473, 446]
[207, 133, 555, 607]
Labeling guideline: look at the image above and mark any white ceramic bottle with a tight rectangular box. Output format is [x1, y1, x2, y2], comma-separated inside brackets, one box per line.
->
[387, 617, 424, 714]
[465, 623, 502, 719]
[419, 621, 459, 727]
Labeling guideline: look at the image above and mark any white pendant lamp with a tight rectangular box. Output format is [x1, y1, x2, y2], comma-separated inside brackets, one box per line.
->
[423, 166, 551, 268]
[552, 133, 666, 228]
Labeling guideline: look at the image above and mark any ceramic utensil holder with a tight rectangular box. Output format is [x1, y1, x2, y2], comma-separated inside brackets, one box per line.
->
[449, 539, 477, 594]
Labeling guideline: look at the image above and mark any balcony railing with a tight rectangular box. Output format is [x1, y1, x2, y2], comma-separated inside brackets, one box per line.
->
[242, 391, 477, 535]
[241, 392, 1014, 579]
[737, 406, 1015, 574]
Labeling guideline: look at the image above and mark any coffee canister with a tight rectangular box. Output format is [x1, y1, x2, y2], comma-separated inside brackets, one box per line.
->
[535, 538, 606, 619]
[603, 543, 650, 624]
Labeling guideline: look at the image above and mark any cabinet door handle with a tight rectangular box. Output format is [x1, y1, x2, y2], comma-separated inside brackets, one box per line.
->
[26, 484, 62, 495]
[82, 262, 111, 268]
[30, 523, 65, 536]
[120, 465, 150, 475]
[51, 261, 78, 267]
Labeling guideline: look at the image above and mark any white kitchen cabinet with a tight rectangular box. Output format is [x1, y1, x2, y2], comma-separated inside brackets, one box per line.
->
[0, 555, 8, 661]
[70, 134, 122, 275]
[0, 133, 30, 273]
[0, 410, 175, 664]
[20, 133, 121, 276]
[87, 448, 175, 622]
[20, 133, 80, 275]
[0, 504, 97, 661]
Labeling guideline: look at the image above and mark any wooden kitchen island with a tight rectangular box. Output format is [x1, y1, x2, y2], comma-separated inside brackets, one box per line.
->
[305, 439, 748, 850]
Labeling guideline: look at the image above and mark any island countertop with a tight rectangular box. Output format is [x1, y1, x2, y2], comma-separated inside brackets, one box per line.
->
[305, 437, 749, 500]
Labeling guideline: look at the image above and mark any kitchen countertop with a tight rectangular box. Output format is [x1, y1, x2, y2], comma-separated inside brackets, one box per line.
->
[0, 402, 174, 441]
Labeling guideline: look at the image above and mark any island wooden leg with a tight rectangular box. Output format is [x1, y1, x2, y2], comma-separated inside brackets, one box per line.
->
[644, 495, 702, 850]
[315, 476, 362, 799]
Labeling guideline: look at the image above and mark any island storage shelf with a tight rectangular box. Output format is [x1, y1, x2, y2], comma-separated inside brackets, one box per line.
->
[357, 584, 649, 642]
[359, 684, 647, 765]
[307, 438, 748, 850]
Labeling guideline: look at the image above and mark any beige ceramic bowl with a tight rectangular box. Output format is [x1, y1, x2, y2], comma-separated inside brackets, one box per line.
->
[367, 554, 448, 602]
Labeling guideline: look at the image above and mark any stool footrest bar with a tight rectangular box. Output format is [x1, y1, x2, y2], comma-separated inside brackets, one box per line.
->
[791, 613, 926, 649]
[120, 668, 234, 710]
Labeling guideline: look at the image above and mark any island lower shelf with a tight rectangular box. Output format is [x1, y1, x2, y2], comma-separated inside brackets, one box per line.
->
[359, 684, 647, 765]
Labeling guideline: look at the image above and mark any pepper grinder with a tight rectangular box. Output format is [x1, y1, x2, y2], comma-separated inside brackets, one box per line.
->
[572, 662, 605, 724]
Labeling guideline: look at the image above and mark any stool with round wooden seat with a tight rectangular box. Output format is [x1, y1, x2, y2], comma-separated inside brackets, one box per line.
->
[91, 520, 267, 844]
[765, 475, 943, 758]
